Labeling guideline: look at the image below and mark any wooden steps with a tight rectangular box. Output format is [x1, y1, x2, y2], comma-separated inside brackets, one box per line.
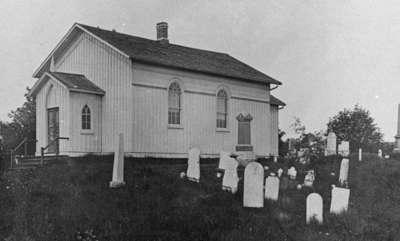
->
[10, 155, 69, 169]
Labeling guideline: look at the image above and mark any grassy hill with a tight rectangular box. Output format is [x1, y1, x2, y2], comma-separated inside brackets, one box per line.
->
[1, 154, 400, 241]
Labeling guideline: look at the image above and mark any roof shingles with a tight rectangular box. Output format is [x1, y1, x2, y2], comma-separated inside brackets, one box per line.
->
[49, 72, 105, 95]
[78, 23, 281, 85]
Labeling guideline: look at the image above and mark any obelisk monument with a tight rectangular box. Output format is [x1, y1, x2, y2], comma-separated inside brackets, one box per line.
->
[394, 104, 400, 153]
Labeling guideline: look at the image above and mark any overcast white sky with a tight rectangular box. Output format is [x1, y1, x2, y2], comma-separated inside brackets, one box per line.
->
[1, 0, 400, 141]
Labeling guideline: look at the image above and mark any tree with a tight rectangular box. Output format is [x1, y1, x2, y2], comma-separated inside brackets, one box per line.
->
[327, 105, 383, 152]
[278, 129, 288, 156]
[288, 117, 326, 156]
[0, 87, 36, 154]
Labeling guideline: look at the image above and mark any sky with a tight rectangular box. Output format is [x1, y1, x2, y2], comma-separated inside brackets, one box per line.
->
[1, 0, 400, 141]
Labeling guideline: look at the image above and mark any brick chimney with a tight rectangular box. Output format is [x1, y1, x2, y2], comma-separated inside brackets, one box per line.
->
[156, 22, 169, 44]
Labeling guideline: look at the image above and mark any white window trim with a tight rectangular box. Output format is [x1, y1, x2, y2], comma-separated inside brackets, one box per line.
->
[167, 78, 185, 129]
[215, 86, 231, 132]
[81, 104, 93, 134]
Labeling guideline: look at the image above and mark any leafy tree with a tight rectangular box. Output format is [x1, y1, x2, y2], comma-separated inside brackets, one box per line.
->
[278, 129, 288, 156]
[327, 105, 383, 152]
[289, 117, 326, 156]
[0, 87, 36, 154]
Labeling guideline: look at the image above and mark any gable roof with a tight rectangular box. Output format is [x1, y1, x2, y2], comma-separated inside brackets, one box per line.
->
[34, 23, 280, 85]
[29, 72, 105, 97]
[270, 95, 286, 107]
[78, 24, 281, 85]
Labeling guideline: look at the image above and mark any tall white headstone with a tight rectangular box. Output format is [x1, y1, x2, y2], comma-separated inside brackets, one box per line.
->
[358, 148, 362, 161]
[288, 166, 297, 180]
[339, 158, 349, 186]
[264, 174, 280, 201]
[218, 151, 231, 170]
[326, 132, 337, 156]
[243, 162, 264, 208]
[277, 168, 283, 178]
[338, 141, 350, 157]
[306, 193, 323, 224]
[187, 147, 200, 182]
[110, 133, 125, 188]
[378, 149, 383, 158]
[395, 104, 400, 153]
[330, 186, 350, 214]
[222, 157, 239, 193]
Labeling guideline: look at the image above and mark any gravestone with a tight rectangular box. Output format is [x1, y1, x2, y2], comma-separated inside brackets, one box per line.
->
[330, 186, 350, 214]
[222, 157, 239, 193]
[304, 170, 315, 187]
[264, 174, 280, 201]
[218, 151, 231, 170]
[378, 149, 383, 158]
[110, 133, 125, 188]
[277, 168, 283, 178]
[338, 141, 350, 157]
[359, 148, 362, 161]
[339, 158, 349, 186]
[243, 162, 264, 208]
[326, 132, 337, 156]
[187, 147, 200, 182]
[306, 193, 323, 224]
[288, 166, 297, 180]
[273, 156, 278, 163]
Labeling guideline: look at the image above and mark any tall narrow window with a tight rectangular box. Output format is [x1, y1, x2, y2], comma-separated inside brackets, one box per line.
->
[216, 89, 228, 128]
[168, 82, 181, 125]
[235, 114, 253, 151]
[82, 105, 91, 130]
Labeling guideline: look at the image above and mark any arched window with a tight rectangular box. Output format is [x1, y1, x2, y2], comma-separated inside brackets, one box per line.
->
[216, 89, 228, 128]
[82, 105, 91, 130]
[168, 82, 181, 125]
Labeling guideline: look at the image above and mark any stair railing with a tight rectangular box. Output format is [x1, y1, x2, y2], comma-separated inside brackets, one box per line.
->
[10, 137, 28, 169]
[40, 137, 69, 166]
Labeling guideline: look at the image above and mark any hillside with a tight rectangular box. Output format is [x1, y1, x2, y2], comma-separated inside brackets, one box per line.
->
[0, 154, 399, 241]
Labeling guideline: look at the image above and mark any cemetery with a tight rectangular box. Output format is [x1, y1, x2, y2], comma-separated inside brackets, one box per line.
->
[1, 144, 400, 241]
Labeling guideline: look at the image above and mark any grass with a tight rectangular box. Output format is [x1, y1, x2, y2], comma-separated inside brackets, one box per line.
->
[0, 153, 399, 241]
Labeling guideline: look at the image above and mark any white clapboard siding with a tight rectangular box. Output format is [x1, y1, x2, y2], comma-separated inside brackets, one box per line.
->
[132, 63, 272, 157]
[270, 105, 279, 156]
[55, 31, 133, 152]
[35, 77, 70, 155]
[69, 92, 102, 153]
[35, 28, 279, 157]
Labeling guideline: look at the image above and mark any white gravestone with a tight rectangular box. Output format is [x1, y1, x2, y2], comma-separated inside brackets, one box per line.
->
[330, 186, 350, 214]
[273, 156, 278, 163]
[243, 162, 264, 208]
[339, 158, 349, 186]
[378, 149, 383, 158]
[222, 157, 239, 193]
[326, 132, 337, 156]
[288, 166, 297, 180]
[277, 168, 283, 178]
[338, 141, 350, 157]
[110, 133, 125, 188]
[306, 193, 323, 224]
[187, 148, 200, 182]
[218, 151, 231, 170]
[264, 174, 280, 201]
[304, 170, 315, 187]
[358, 148, 362, 161]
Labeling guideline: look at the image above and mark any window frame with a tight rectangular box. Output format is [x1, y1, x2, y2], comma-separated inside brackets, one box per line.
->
[81, 104, 93, 134]
[167, 80, 184, 129]
[216, 86, 230, 132]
